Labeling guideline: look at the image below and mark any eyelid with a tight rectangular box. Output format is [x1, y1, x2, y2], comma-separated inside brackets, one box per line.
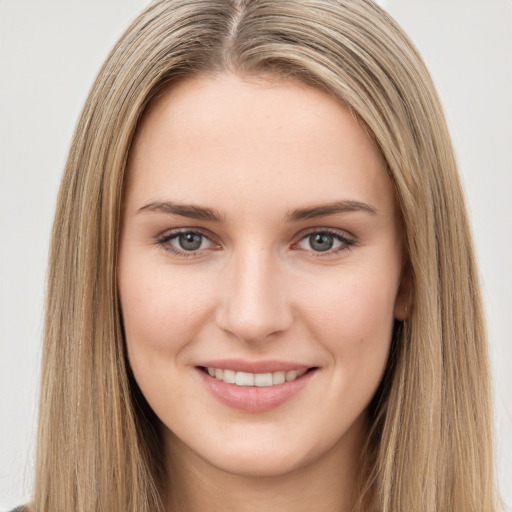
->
[292, 227, 356, 255]
[157, 226, 213, 241]
[156, 227, 220, 256]
[154, 226, 355, 258]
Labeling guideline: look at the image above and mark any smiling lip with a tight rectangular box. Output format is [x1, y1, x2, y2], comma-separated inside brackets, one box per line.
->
[195, 359, 318, 413]
[197, 359, 311, 373]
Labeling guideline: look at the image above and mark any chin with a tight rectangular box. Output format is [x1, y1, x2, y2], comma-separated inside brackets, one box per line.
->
[202, 446, 312, 479]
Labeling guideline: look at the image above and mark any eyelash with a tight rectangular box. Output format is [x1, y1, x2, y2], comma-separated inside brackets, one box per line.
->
[156, 229, 217, 258]
[156, 228, 355, 258]
[293, 228, 355, 257]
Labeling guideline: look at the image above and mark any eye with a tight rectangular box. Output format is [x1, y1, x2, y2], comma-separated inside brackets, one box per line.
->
[157, 229, 216, 256]
[296, 230, 354, 254]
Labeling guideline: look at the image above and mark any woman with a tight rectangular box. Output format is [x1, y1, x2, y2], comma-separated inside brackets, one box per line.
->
[24, 0, 498, 510]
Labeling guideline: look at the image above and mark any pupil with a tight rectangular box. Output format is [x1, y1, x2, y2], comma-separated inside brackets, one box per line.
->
[310, 233, 334, 252]
[179, 233, 202, 251]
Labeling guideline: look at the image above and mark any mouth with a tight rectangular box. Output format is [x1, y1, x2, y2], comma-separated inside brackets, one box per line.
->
[195, 362, 319, 413]
[198, 366, 314, 387]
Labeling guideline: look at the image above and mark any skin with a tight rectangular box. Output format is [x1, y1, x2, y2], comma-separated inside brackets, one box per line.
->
[118, 73, 407, 512]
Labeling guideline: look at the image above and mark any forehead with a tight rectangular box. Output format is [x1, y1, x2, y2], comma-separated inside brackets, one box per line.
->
[125, 73, 395, 218]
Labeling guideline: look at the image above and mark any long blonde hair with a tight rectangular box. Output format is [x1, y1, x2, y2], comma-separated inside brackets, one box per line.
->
[33, 1, 497, 510]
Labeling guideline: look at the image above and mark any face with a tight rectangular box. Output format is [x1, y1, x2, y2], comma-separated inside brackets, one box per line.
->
[118, 73, 407, 479]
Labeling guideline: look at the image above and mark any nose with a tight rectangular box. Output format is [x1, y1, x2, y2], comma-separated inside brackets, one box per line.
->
[215, 246, 293, 343]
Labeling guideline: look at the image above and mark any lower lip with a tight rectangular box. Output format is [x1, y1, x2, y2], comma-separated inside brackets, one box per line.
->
[196, 367, 317, 413]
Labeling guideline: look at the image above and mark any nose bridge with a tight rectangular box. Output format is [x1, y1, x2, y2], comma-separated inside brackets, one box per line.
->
[216, 242, 291, 342]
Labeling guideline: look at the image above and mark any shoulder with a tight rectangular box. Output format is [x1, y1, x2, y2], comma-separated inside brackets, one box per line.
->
[9, 507, 29, 512]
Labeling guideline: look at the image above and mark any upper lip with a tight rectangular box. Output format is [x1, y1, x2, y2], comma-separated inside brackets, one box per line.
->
[196, 359, 315, 374]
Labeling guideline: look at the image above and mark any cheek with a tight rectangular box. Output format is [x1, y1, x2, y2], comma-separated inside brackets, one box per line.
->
[119, 258, 209, 350]
[297, 266, 398, 384]
[118, 257, 213, 413]
[301, 266, 398, 336]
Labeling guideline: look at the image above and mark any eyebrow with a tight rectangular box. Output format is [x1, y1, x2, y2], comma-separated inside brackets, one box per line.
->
[137, 201, 224, 222]
[285, 200, 378, 221]
[136, 199, 378, 222]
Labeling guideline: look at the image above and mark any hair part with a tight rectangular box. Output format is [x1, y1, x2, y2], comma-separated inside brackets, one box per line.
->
[33, 1, 497, 511]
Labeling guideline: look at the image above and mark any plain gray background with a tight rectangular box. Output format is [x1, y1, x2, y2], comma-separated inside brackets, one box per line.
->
[1, 0, 511, 509]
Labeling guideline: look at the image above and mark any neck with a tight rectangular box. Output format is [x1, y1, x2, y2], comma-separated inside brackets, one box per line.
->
[163, 415, 368, 512]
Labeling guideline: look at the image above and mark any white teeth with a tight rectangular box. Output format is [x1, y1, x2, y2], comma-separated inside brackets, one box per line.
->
[285, 370, 298, 382]
[223, 369, 236, 384]
[254, 373, 273, 387]
[235, 371, 254, 386]
[286, 369, 307, 381]
[272, 371, 286, 385]
[206, 367, 309, 386]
